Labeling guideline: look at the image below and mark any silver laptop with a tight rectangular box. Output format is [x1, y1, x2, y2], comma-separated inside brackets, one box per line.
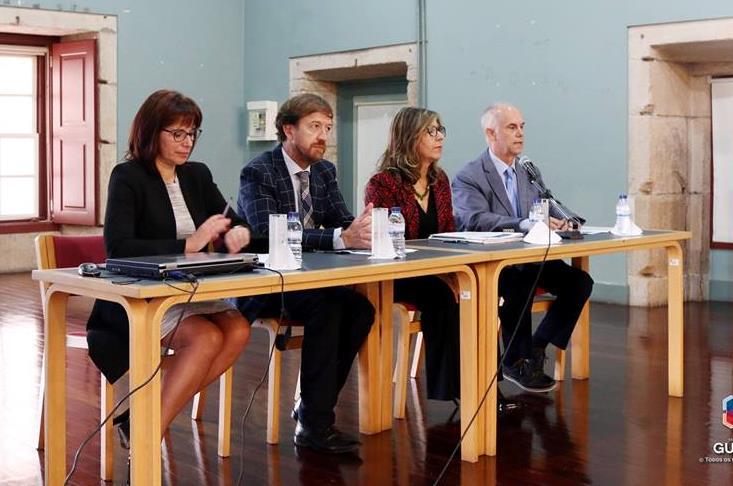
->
[106, 253, 259, 279]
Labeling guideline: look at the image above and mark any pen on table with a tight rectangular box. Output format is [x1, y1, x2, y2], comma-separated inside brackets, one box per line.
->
[440, 239, 470, 244]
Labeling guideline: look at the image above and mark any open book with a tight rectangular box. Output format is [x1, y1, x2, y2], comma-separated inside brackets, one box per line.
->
[429, 231, 523, 244]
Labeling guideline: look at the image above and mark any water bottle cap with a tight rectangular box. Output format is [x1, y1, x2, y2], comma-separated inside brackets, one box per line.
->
[390, 207, 402, 213]
[619, 193, 627, 199]
[287, 211, 299, 219]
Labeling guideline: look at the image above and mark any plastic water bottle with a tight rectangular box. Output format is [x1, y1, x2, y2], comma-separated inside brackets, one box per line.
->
[388, 207, 406, 259]
[286, 211, 302, 267]
[615, 193, 631, 233]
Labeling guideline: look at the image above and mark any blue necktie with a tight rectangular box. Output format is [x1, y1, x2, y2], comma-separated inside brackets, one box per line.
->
[296, 171, 314, 229]
[504, 168, 520, 217]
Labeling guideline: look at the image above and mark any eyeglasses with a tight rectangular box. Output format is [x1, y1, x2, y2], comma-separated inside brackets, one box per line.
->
[301, 121, 333, 137]
[426, 125, 447, 138]
[162, 128, 202, 143]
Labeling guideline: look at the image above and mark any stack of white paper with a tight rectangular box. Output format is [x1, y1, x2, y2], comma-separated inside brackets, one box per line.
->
[429, 231, 523, 244]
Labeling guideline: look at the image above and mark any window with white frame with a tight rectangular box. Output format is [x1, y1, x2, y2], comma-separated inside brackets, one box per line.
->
[0, 47, 44, 221]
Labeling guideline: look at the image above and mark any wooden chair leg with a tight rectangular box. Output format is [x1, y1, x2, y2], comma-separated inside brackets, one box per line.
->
[410, 332, 425, 379]
[100, 377, 115, 480]
[37, 351, 46, 450]
[217, 367, 233, 457]
[266, 347, 282, 445]
[393, 306, 412, 419]
[191, 388, 206, 421]
[554, 348, 566, 381]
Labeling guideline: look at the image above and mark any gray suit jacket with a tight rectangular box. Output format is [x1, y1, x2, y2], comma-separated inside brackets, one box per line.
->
[452, 148, 558, 232]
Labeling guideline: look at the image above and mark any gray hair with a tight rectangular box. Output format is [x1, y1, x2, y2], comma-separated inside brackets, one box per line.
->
[480, 102, 516, 131]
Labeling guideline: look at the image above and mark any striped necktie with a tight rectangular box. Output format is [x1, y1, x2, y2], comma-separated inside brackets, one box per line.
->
[504, 168, 520, 217]
[296, 171, 314, 229]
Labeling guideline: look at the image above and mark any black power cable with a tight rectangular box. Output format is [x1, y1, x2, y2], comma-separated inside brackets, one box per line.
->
[432, 219, 555, 485]
[236, 267, 286, 486]
[64, 275, 200, 485]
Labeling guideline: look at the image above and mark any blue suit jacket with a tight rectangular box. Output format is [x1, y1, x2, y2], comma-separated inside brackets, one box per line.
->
[452, 148, 558, 231]
[237, 145, 355, 250]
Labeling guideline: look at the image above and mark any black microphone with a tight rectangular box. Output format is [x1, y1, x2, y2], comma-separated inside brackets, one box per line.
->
[518, 156, 541, 184]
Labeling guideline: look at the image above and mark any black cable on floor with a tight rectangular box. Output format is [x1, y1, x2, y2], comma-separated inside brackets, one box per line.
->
[236, 267, 286, 486]
[64, 276, 199, 485]
[432, 223, 554, 485]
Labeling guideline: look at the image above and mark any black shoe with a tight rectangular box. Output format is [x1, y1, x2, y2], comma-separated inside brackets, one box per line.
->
[113, 410, 130, 450]
[503, 353, 556, 393]
[294, 422, 360, 454]
[292, 398, 300, 422]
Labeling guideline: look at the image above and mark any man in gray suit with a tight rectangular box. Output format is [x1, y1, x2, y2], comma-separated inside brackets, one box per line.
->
[452, 103, 593, 393]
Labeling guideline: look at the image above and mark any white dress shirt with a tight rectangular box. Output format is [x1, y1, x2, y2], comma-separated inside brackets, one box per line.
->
[281, 148, 345, 249]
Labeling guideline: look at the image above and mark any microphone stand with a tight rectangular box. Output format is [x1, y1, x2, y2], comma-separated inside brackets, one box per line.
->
[526, 175, 586, 229]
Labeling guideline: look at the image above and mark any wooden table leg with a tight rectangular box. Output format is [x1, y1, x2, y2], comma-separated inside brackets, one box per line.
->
[129, 299, 163, 486]
[357, 283, 382, 434]
[217, 366, 233, 457]
[667, 243, 684, 397]
[379, 280, 394, 431]
[570, 256, 591, 379]
[457, 268, 480, 462]
[480, 262, 500, 458]
[44, 290, 68, 486]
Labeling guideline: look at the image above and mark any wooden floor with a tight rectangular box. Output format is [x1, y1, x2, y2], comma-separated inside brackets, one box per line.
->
[1, 271, 732, 485]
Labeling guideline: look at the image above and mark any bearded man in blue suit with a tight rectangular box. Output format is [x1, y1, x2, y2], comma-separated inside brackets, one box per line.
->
[237, 94, 374, 454]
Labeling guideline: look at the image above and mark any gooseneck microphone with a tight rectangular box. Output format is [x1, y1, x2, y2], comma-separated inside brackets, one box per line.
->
[517, 156, 586, 226]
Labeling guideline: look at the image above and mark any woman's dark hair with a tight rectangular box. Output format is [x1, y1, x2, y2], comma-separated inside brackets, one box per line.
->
[125, 90, 202, 171]
[377, 107, 442, 186]
[275, 93, 333, 143]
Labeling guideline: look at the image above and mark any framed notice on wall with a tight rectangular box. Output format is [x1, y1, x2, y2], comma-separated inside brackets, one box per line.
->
[711, 78, 733, 248]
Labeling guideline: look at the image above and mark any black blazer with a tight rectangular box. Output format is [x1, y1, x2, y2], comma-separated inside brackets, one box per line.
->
[87, 160, 267, 383]
[237, 145, 355, 250]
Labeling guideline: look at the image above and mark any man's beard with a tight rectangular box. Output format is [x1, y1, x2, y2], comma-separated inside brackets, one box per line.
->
[301, 143, 325, 162]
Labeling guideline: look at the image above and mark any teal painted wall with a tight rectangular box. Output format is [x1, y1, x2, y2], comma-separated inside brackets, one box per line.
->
[12, 1, 731, 299]
[12, 0, 246, 198]
[242, 0, 416, 165]
[243, 0, 733, 301]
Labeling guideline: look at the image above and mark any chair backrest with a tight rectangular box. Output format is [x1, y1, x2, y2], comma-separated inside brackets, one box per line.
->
[35, 234, 106, 270]
[35, 234, 106, 318]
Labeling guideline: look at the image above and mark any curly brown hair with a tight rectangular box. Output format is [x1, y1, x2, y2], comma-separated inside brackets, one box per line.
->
[377, 107, 442, 186]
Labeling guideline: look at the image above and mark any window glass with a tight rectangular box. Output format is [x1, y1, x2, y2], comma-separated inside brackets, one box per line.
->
[0, 56, 34, 95]
[0, 176, 36, 218]
[0, 137, 36, 176]
[0, 54, 37, 220]
[0, 97, 34, 133]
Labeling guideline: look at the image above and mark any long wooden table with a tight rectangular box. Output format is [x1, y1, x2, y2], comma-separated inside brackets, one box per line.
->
[32, 248, 482, 485]
[409, 229, 690, 457]
[33, 229, 690, 484]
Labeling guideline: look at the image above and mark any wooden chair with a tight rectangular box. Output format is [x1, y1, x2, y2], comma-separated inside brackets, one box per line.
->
[392, 303, 422, 419]
[35, 234, 236, 480]
[34, 233, 115, 480]
[192, 316, 304, 446]
[392, 288, 565, 418]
